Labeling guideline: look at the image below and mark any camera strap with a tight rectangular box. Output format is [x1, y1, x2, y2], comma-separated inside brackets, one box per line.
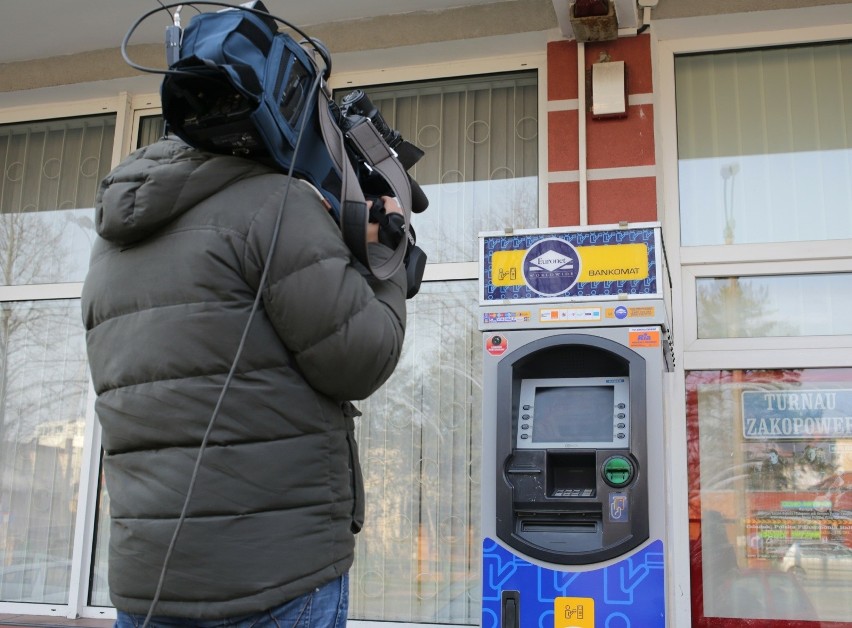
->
[315, 84, 411, 281]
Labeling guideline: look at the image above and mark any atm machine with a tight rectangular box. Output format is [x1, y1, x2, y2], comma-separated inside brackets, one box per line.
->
[479, 223, 673, 628]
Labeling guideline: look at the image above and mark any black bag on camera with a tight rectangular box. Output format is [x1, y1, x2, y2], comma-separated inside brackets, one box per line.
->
[160, 3, 425, 288]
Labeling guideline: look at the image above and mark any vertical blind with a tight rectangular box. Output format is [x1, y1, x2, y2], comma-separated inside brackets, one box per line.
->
[352, 281, 482, 624]
[676, 42, 852, 246]
[347, 72, 539, 264]
[341, 72, 536, 624]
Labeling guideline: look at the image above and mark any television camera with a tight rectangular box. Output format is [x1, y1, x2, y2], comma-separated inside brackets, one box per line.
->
[123, 0, 428, 296]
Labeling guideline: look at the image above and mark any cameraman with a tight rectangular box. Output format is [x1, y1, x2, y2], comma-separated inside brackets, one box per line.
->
[81, 136, 407, 627]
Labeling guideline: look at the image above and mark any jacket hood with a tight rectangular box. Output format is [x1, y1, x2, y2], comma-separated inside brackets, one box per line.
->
[95, 139, 272, 245]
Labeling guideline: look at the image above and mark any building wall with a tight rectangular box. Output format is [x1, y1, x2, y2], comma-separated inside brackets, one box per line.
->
[546, 34, 656, 227]
[3, 3, 852, 625]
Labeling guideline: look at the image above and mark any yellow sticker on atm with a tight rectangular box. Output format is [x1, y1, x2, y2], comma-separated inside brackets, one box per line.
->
[554, 597, 594, 628]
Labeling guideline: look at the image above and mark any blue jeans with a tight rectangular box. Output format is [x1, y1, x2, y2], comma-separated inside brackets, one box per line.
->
[115, 573, 348, 628]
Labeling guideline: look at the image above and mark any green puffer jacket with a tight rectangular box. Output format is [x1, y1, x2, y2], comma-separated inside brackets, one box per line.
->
[81, 139, 406, 618]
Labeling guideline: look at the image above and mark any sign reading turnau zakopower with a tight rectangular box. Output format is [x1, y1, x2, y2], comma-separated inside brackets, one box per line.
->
[742, 389, 852, 440]
[479, 224, 663, 303]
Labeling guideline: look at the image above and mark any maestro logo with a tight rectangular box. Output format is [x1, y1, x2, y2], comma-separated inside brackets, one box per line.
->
[522, 237, 581, 296]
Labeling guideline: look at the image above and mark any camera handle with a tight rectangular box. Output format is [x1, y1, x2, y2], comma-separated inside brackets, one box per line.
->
[315, 82, 412, 281]
[368, 197, 426, 298]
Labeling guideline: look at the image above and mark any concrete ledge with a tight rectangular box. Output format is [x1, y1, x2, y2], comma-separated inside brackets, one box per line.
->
[0, 616, 111, 628]
[0, 0, 556, 93]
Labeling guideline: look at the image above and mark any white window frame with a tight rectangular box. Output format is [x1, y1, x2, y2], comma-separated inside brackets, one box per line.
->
[657, 20, 852, 371]
[0, 96, 126, 621]
[654, 8, 852, 628]
[657, 9, 852, 366]
[681, 258, 852, 367]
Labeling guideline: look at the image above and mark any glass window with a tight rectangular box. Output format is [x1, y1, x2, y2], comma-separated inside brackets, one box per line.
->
[696, 273, 852, 338]
[0, 300, 90, 604]
[0, 115, 116, 284]
[351, 280, 481, 624]
[137, 116, 165, 149]
[687, 368, 852, 626]
[676, 41, 852, 247]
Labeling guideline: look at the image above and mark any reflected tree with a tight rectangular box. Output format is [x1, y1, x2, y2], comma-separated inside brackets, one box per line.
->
[696, 277, 796, 339]
[0, 211, 89, 602]
[351, 283, 482, 624]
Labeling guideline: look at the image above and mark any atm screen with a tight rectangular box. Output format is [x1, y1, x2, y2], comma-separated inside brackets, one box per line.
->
[516, 376, 629, 449]
[532, 386, 614, 443]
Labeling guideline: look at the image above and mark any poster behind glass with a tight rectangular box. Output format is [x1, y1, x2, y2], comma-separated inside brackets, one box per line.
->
[688, 369, 852, 626]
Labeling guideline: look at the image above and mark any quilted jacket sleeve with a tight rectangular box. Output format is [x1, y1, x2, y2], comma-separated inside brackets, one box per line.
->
[246, 177, 407, 401]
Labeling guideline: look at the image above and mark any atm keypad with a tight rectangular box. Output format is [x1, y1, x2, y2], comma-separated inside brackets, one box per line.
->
[553, 488, 595, 498]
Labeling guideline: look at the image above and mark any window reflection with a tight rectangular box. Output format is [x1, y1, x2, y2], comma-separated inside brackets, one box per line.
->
[89, 471, 110, 607]
[0, 300, 89, 604]
[676, 43, 852, 247]
[351, 281, 482, 624]
[697, 274, 852, 339]
[678, 150, 852, 247]
[0, 116, 115, 285]
[687, 369, 852, 625]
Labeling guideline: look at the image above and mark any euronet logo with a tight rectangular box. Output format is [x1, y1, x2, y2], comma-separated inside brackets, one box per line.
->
[522, 237, 581, 296]
[530, 250, 575, 272]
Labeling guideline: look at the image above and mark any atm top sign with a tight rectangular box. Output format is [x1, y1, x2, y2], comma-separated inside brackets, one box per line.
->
[479, 224, 663, 303]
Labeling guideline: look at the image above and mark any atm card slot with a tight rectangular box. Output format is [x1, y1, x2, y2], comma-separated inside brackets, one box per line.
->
[521, 520, 599, 533]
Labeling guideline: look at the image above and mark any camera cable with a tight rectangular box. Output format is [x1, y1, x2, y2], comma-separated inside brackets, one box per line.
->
[139, 68, 325, 628]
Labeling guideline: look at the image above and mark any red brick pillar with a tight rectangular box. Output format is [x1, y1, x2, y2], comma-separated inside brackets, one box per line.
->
[546, 35, 657, 227]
